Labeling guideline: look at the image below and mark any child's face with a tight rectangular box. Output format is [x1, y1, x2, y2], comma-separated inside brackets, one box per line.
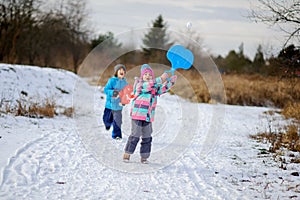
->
[117, 68, 126, 79]
[142, 72, 152, 82]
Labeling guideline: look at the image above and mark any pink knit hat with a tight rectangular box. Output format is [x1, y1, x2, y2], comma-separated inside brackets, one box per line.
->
[140, 64, 154, 78]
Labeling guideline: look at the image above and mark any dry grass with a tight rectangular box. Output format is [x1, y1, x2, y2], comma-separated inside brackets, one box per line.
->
[15, 99, 55, 118]
[222, 74, 300, 108]
[188, 73, 300, 107]
[173, 71, 300, 108]
[250, 100, 300, 165]
[250, 124, 300, 153]
[280, 102, 300, 153]
[1, 98, 74, 118]
[62, 107, 74, 117]
[282, 102, 300, 121]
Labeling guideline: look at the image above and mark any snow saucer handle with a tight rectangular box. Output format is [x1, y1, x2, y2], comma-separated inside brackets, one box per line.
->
[164, 69, 175, 81]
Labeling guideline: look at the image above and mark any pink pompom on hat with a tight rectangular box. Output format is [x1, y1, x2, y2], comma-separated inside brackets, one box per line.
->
[140, 64, 154, 78]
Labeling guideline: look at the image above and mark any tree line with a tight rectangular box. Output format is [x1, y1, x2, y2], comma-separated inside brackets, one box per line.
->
[0, 0, 89, 73]
[213, 43, 300, 77]
[0, 0, 299, 77]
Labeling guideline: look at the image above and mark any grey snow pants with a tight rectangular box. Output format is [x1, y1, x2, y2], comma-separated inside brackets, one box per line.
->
[124, 119, 153, 159]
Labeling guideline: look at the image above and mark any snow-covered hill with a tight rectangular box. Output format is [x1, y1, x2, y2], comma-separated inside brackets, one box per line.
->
[0, 64, 299, 199]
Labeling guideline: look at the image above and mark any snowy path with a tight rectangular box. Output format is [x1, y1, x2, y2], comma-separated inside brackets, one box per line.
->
[0, 85, 263, 199]
[1, 64, 299, 199]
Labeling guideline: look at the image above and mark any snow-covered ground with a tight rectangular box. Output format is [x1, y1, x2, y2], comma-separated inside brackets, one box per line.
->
[0, 64, 299, 199]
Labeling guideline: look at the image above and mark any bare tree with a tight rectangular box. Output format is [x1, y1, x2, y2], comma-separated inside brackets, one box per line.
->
[58, 0, 90, 73]
[38, 11, 71, 67]
[249, 0, 300, 47]
[0, 0, 42, 63]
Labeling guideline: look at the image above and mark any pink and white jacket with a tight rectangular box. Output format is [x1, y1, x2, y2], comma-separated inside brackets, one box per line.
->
[130, 77, 175, 122]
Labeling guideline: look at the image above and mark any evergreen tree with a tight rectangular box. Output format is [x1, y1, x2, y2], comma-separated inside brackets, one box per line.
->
[278, 44, 300, 77]
[238, 42, 244, 58]
[223, 49, 252, 73]
[90, 32, 122, 50]
[142, 15, 172, 63]
[252, 44, 265, 73]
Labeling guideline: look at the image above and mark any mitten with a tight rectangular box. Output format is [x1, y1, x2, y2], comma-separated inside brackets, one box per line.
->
[160, 72, 169, 82]
[170, 75, 177, 83]
[112, 90, 119, 97]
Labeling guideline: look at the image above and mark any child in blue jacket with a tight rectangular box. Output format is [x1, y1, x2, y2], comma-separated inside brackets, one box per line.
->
[103, 64, 128, 139]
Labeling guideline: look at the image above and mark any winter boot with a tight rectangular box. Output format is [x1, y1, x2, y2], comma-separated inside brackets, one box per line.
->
[141, 157, 149, 164]
[115, 137, 122, 140]
[123, 153, 130, 162]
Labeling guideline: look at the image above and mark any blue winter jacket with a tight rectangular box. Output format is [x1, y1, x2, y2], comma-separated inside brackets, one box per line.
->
[104, 77, 128, 110]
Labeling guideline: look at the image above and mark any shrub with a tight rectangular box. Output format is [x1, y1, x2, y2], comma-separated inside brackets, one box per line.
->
[0, 98, 73, 118]
[16, 99, 55, 118]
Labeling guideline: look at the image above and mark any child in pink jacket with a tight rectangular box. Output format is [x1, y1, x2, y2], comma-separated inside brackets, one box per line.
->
[123, 64, 177, 163]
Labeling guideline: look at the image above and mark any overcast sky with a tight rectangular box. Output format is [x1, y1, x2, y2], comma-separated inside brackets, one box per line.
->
[86, 0, 288, 59]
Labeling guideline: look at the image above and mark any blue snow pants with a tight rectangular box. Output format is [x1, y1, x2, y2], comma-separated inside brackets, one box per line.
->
[103, 108, 122, 139]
